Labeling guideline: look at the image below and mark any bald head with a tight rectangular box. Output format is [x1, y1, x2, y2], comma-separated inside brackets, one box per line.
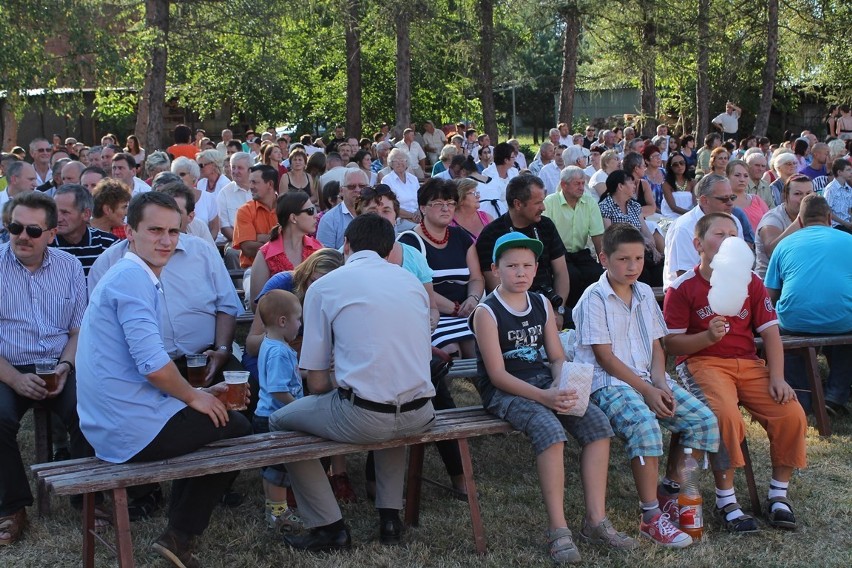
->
[61, 160, 86, 185]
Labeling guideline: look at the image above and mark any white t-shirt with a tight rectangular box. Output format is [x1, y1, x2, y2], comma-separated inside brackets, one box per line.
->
[712, 111, 740, 134]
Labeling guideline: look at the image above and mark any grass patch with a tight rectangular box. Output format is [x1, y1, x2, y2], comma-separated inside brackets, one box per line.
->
[3, 379, 852, 567]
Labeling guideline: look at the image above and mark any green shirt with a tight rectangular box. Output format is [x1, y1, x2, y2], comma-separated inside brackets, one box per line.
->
[747, 178, 776, 208]
[542, 191, 605, 253]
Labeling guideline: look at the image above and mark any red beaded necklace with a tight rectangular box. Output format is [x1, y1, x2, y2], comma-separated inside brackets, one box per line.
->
[420, 219, 449, 245]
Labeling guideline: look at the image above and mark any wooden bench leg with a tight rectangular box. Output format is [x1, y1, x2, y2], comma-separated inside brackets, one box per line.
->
[740, 438, 760, 513]
[112, 487, 136, 567]
[404, 444, 425, 528]
[83, 492, 96, 568]
[802, 347, 832, 436]
[458, 438, 486, 555]
[32, 405, 53, 517]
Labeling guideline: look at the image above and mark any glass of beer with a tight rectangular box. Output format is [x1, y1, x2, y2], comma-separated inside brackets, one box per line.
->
[220, 371, 249, 411]
[186, 354, 208, 387]
[35, 358, 59, 394]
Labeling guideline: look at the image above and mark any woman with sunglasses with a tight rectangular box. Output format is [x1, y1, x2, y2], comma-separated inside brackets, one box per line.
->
[398, 178, 485, 359]
[450, 178, 492, 242]
[728, 159, 768, 232]
[661, 153, 696, 219]
[249, 192, 322, 307]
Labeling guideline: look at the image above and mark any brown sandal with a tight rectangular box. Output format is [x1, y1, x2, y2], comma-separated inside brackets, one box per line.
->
[0, 509, 28, 546]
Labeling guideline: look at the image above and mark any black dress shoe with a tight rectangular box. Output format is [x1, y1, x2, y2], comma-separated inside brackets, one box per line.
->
[825, 400, 849, 418]
[379, 517, 402, 545]
[282, 526, 351, 552]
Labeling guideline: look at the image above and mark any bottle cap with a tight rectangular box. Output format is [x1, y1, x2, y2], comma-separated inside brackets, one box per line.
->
[683, 448, 693, 454]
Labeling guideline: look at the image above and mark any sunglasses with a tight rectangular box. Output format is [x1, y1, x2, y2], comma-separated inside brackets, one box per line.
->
[671, 161, 686, 166]
[711, 195, 738, 203]
[7, 222, 48, 238]
[344, 183, 369, 191]
[299, 206, 316, 216]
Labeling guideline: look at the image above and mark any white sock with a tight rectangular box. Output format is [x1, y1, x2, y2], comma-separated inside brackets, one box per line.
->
[715, 487, 744, 521]
[768, 479, 791, 513]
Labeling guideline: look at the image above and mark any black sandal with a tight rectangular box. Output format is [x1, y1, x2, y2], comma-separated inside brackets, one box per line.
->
[716, 503, 760, 533]
[764, 496, 797, 530]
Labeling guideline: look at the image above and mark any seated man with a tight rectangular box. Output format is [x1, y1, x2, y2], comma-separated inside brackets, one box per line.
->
[0, 192, 90, 545]
[271, 214, 436, 552]
[765, 194, 852, 417]
[664, 212, 806, 533]
[77, 192, 250, 567]
[543, 165, 605, 319]
[51, 184, 118, 276]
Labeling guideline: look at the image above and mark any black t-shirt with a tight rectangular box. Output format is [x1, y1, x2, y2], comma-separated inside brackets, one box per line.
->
[475, 213, 566, 292]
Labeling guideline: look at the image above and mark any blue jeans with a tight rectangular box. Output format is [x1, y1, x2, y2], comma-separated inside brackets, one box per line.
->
[784, 345, 852, 412]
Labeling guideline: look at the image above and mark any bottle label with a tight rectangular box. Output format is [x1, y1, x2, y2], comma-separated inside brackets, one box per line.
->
[679, 504, 703, 529]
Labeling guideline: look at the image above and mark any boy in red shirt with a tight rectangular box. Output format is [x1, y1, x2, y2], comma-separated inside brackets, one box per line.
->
[663, 212, 806, 532]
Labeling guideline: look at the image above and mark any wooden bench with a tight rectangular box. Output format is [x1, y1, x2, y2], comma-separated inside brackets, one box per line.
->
[32, 406, 514, 567]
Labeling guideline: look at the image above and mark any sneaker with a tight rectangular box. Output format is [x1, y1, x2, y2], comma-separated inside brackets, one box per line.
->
[639, 513, 693, 548]
[267, 508, 304, 532]
[151, 529, 201, 568]
[579, 517, 639, 550]
[546, 527, 582, 564]
[657, 488, 680, 526]
[329, 473, 358, 504]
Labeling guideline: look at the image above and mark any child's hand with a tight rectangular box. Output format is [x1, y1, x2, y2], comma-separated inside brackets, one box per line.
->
[643, 384, 676, 418]
[706, 316, 728, 343]
[543, 387, 578, 413]
[769, 378, 796, 404]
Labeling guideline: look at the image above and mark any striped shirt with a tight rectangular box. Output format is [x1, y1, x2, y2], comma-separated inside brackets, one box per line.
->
[52, 226, 119, 276]
[0, 244, 87, 365]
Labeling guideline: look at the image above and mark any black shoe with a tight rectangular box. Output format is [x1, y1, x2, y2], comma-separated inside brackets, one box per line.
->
[219, 490, 244, 508]
[52, 448, 71, 462]
[379, 516, 402, 545]
[825, 400, 849, 418]
[128, 487, 164, 522]
[282, 526, 351, 553]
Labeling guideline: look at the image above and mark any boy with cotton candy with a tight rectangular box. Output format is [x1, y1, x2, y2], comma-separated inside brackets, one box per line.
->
[574, 223, 719, 547]
[663, 212, 807, 533]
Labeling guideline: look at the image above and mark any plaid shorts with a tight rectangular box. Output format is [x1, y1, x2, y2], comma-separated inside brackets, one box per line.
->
[592, 383, 719, 459]
[483, 373, 613, 455]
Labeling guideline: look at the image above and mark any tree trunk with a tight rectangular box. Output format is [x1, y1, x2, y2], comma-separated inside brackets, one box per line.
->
[344, 0, 362, 139]
[2, 98, 19, 152]
[394, 8, 411, 132]
[639, 0, 657, 137]
[136, 0, 169, 152]
[557, 5, 580, 126]
[695, 0, 710, 141]
[752, 0, 778, 137]
[478, 0, 498, 143]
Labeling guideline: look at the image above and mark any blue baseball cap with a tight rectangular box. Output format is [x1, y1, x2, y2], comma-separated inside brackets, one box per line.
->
[492, 232, 543, 263]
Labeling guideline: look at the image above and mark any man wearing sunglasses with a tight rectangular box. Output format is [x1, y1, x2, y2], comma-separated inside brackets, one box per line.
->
[0, 192, 91, 546]
[28, 138, 53, 187]
[663, 174, 745, 290]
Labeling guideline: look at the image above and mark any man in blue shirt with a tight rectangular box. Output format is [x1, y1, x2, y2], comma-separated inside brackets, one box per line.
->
[77, 192, 250, 567]
[765, 194, 852, 417]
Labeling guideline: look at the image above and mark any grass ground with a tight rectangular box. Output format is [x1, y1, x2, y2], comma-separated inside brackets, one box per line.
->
[2, 378, 851, 568]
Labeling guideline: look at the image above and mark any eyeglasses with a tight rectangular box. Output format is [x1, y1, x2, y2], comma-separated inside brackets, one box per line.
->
[670, 161, 686, 166]
[469, 191, 481, 198]
[426, 200, 457, 210]
[7, 222, 48, 238]
[34, 148, 51, 153]
[711, 195, 738, 203]
[299, 206, 316, 216]
[344, 183, 369, 191]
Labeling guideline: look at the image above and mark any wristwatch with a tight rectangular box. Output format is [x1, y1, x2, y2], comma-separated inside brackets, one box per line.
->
[556, 306, 565, 315]
[216, 345, 231, 354]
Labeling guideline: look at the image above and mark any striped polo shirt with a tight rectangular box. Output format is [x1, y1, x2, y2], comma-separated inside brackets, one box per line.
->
[52, 226, 119, 276]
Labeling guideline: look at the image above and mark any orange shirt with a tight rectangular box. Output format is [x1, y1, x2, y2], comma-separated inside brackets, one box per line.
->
[167, 144, 199, 161]
[232, 200, 277, 268]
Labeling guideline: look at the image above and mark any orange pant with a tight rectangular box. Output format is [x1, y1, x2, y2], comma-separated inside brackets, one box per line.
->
[682, 357, 807, 470]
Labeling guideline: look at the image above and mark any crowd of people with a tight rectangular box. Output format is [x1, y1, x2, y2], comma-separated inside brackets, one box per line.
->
[1, 113, 851, 566]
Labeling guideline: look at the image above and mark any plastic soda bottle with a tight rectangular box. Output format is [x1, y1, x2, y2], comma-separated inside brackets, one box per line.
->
[678, 447, 703, 540]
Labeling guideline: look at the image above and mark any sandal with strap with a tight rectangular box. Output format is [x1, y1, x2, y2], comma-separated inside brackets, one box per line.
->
[93, 505, 113, 534]
[0, 509, 28, 546]
[546, 527, 582, 564]
[764, 496, 797, 530]
[716, 503, 759, 533]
